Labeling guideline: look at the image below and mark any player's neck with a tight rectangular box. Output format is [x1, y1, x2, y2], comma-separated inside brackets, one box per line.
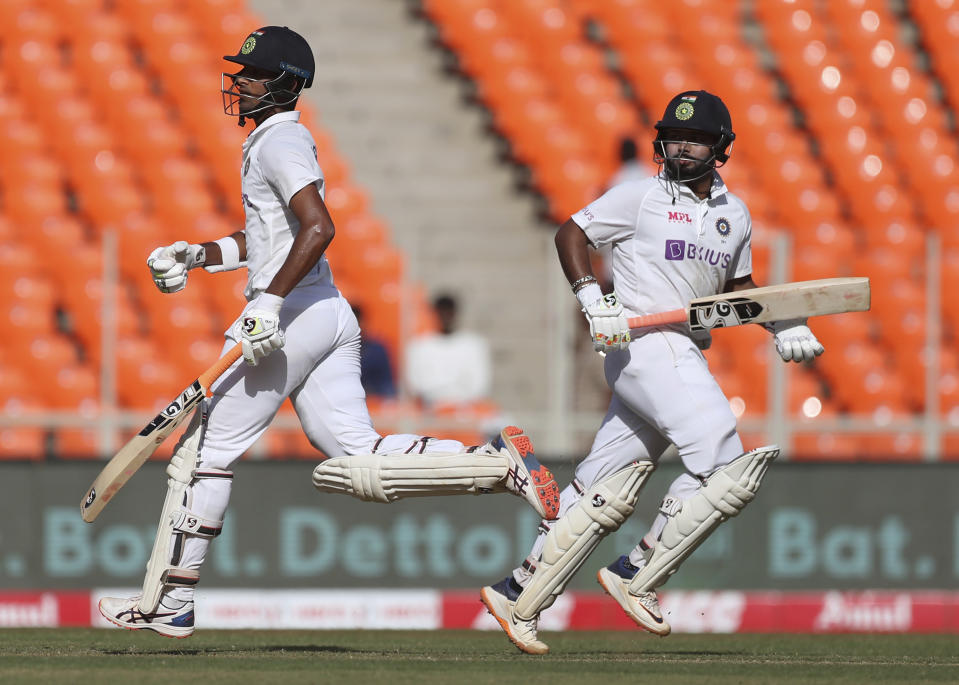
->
[250, 107, 286, 128]
[685, 175, 713, 200]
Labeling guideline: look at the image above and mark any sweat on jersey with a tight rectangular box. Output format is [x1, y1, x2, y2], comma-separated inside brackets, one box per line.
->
[240, 110, 334, 300]
[571, 172, 753, 326]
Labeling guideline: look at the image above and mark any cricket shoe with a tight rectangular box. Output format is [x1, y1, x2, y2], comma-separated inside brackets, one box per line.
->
[99, 595, 195, 638]
[597, 555, 671, 636]
[480, 576, 549, 655]
[492, 426, 560, 520]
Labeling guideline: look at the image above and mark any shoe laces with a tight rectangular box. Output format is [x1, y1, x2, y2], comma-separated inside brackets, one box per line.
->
[636, 591, 661, 614]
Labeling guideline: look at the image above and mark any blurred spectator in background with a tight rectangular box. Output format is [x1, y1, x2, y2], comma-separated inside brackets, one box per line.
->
[606, 135, 655, 190]
[352, 305, 396, 398]
[404, 293, 492, 407]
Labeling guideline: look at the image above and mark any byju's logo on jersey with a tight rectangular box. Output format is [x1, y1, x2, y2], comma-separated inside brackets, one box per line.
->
[664, 239, 733, 268]
[665, 239, 686, 260]
[667, 211, 692, 224]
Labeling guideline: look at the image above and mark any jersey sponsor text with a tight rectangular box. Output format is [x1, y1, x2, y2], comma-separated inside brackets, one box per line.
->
[663, 239, 731, 268]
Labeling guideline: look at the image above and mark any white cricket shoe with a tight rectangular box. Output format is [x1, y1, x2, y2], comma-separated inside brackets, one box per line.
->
[480, 576, 549, 655]
[597, 555, 671, 636]
[99, 595, 195, 639]
[491, 426, 560, 520]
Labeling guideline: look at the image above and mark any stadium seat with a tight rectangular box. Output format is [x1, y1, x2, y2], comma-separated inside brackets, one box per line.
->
[0, 274, 58, 340]
[45, 363, 99, 411]
[0, 396, 47, 461]
[324, 184, 371, 224]
[115, 336, 184, 411]
[12, 334, 79, 384]
[54, 423, 105, 460]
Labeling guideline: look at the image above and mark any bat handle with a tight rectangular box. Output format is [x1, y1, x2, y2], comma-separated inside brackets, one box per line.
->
[627, 309, 688, 329]
[198, 343, 243, 389]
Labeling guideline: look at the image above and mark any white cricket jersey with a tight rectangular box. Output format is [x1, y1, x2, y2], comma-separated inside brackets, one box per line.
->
[571, 171, 752, 321]
[240, 110, 333, 299]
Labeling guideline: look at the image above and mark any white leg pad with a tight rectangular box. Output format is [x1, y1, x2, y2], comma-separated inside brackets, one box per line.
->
[628, 445, 779, 594]
[139, 403, 234, 613]
[312, 451, 509, 502]
[139, 405, 204, 614]
[513, 461, 655, 621]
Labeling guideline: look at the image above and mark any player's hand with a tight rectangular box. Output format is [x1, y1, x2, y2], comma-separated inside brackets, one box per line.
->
[147, 241, 205, 294]
[583, 293, 631, 353]
[240, 293, 285, 366]
[768, 319, 824, 363]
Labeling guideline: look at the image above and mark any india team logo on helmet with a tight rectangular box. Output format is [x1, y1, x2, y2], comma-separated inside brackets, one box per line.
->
[241, 36, 256, 54]
[675, 94, 697, 121]
[715, 217, 731, 237]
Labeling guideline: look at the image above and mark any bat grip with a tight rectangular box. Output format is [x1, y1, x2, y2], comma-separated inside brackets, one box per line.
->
[627, 309, 688, 329]
[198, 343, 242, 389]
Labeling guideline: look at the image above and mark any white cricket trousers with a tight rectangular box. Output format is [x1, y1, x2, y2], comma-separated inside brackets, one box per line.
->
[519, 329, 743, 576]
[202, 284, 382, 466]
[166, 284, 473, 601]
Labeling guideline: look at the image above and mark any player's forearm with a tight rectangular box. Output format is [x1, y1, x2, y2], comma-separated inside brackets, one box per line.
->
[723, 274, 756, 292]
[200, 231, 247, 267]
[555, 219, 595, 285]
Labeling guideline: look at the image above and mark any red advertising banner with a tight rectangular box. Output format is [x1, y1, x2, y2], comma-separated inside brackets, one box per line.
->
[3, 589, 958, 632]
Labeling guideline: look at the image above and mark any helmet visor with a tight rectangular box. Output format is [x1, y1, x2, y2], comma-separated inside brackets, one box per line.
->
[221, 69, 301, 118]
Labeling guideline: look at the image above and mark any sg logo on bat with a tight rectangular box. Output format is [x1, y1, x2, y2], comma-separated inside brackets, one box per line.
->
[690, 297, 765, 331]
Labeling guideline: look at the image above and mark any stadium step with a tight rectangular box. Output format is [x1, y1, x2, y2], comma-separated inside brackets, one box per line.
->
[249, 0, 555, 415]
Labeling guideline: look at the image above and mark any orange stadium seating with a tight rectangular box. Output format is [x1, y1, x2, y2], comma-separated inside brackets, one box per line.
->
[420, 0, 958, 459]
[0, 0, 449, 460]
[2, 0, 956, 460]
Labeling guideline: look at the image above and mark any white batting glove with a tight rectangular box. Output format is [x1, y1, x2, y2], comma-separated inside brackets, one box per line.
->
[240, 293, 285, 366]
[583, 292, 631, 353]
[147, 241, 205, 294]
[767, 319, 824, 363]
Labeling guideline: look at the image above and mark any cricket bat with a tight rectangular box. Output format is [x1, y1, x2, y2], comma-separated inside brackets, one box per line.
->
[80, 343, 243, 523]
[627, 277, 870, 331]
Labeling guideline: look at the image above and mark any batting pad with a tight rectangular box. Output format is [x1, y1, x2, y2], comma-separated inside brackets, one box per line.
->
[628, 445, 779, 594]
[139, 406, 204, 614]
[513, 461, 655, 621]
[312, 452, 510, 503]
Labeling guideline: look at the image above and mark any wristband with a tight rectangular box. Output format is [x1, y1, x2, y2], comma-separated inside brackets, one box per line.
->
[575, 283, 603, 309]
[204, 237, 241, 273]
[570, 275, 597, 292]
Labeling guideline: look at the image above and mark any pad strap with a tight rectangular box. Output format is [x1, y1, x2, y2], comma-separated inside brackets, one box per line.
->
[172, 508, 223, 538]
[160, 568, 200, 588]
[169, 468, 232, 537]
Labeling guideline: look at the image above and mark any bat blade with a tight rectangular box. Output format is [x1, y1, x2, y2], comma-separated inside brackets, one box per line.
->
[80, 343, 242, 523]
[627, 277, 871, 331]
[686, 277, 870, 331]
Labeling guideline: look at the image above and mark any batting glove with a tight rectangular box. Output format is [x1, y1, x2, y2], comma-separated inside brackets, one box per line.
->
[583, 293, 631, 353]
[767, 319, 824, 363]
[240, 293, 285, 366]
[147, 241, 205, 294]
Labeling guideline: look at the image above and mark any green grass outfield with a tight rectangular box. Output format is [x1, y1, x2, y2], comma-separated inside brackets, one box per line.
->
[1, 629, 956, 684]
